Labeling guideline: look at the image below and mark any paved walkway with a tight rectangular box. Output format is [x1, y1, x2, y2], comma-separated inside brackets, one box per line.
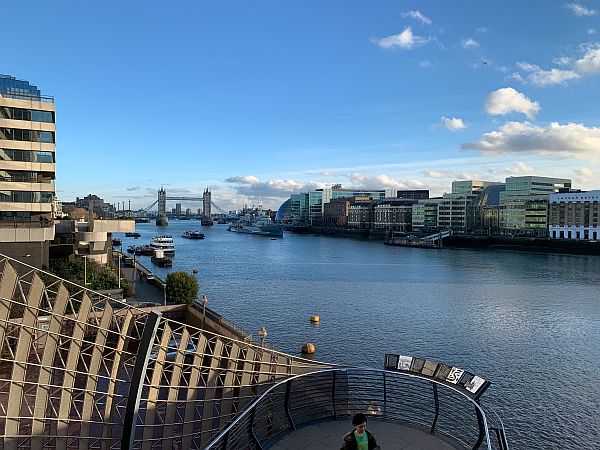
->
[116, 254, 166, 305]
[267, 419, 459, 450]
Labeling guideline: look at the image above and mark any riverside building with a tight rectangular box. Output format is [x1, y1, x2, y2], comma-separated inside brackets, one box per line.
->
[500, 176, 571, 235]
[548, 190, 600, 240]
[0, 75, 56, 267]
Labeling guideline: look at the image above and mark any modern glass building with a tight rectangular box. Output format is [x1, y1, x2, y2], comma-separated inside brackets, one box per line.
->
[0, 75, 56, 267]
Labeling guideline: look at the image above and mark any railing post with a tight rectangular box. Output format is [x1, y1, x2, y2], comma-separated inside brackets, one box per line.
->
[472, 403, 486, 450]
[429, 382, 439, 434]
[284, 380, 296, 431]
[121, 311, 162, 450]
[249, 405, 263, 450]
[383, 372, 387, 416]
[332, 371, 337, 420]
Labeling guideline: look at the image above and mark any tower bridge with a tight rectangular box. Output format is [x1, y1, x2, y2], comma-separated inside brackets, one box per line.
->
[137, 188, 228, 226]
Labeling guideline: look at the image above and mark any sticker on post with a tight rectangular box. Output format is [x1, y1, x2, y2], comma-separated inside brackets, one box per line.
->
[397, 355, 413, 371]
[465, 375, 486, 393]
[446, 367, 464, 384]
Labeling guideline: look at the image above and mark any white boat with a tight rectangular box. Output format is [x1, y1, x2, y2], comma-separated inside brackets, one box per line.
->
[151, 235, 175, 255]
[228, 214, 283, 237]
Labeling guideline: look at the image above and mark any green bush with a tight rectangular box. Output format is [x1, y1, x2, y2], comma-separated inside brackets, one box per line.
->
[122, 282, 135, 298]
[166, 272, 199, 305]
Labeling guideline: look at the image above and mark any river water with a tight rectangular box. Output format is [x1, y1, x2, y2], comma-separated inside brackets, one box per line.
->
[120, 221, 600, 449]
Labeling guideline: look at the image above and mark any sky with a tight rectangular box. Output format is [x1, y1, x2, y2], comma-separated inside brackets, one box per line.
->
[3, 1, 600, 211]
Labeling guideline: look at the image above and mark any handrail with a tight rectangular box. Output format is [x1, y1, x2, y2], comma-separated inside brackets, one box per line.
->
[205, 367, 508, 450]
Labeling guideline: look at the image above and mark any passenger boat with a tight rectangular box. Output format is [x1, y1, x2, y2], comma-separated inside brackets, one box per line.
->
[182, 230, 205, 239]
[384, 238, 437, 249]
[228, 214, 283, 237]
[125, 232, 141, 238]
[151, 235, 175, 255]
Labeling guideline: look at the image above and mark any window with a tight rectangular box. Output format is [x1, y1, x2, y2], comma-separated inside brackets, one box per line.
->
[0, 148, 54, 163]
[0, 128, 55, 143]
[0, 106, 54, 123]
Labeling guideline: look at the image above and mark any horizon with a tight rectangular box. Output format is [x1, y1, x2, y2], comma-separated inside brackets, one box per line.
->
[4, 1, 600, 211]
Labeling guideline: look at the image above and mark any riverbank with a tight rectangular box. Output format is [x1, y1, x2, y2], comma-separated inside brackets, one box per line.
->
[289, 226, 600, 256]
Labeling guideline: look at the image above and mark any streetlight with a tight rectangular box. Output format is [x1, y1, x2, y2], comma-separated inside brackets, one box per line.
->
[117, 244, 122, 289]
[200, 294, 208, 325]
[258, 326, 267, 347]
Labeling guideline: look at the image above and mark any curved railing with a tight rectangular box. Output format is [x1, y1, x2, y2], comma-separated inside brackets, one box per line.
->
[206, 367, 509, 450]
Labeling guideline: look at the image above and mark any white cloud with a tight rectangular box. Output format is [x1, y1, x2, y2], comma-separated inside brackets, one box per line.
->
[575, 167, 594, 180]
[517, 62, 580, 86]
[502, 161, 534, 176]
[589, 28, 597, 34]
[224, 175, 260, 184]
[565, 3, 597, 16]
[423, 170, 453, 178]
[402, 10, 432, 25]
[344, 173, 424, 189]
[461, 38, 479, 49]
[462, 121, 600, 158]
[419, 59, 434, 68]
[441, 116, 467, 131]
[574, 45, 600, 74]
[553, 56, 572, 66]
[375, 27, 430, 50]
[476, 27, 488, 34]
[485, 87, 540, 119]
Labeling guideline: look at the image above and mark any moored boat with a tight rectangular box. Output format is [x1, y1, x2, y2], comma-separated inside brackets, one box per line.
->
[151, 235, 175, 255]
[151, 249, 173, 267]
[182, 230, 205, 239]
[125, 232, 141, 238]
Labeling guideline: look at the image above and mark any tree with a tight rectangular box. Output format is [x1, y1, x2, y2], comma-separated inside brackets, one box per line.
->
[166, 272, 199, 305]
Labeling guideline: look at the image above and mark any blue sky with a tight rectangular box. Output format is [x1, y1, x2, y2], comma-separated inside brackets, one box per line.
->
[4, 1, 600, 210]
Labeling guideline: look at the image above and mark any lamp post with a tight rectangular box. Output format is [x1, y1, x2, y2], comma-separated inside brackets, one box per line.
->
[118, 245, 122, 289]
[258, 326, 267, 347]
[83, 255, 88, 286]
[201, 294, 208, 325]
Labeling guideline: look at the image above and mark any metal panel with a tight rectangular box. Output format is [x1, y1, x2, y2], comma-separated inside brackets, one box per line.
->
[199, 339, 223, 446]
[180, 334, 208, 449]
[31, 283, 69, 450]
[4, 273, 44, 450]
[55, 293, 93, 450]
[0, 260, 18, 357]
[219, 342, 240, 427]
[79, 303, 114, 449]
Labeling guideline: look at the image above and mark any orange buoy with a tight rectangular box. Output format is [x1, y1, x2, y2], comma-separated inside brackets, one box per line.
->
[301, 342, 316, 354]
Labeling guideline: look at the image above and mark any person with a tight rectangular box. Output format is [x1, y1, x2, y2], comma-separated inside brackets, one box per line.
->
[340, 413, 380, 450]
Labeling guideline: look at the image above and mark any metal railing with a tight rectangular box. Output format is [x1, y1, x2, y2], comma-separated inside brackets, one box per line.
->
[206, 368, 509, 450]
[0, 92, 55, 103]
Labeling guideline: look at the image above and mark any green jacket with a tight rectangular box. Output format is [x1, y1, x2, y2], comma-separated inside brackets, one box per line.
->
[340, 430, 380, 450]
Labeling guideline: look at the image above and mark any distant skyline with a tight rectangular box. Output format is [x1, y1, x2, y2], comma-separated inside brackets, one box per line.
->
[3, 1, 600, 211]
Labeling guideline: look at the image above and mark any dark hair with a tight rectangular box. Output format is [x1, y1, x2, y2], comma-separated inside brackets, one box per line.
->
[352, 413, 367, 426]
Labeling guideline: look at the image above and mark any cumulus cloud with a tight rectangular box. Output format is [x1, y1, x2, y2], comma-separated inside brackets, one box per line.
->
[565, 3, 597, 16]
[485, 87, 540, 119]
[423, 170, 453, 178]
[502, 161, 534, 176]
[402, 10, 432, 25]
[224, 175, 260, 184]
[574, 45, 600, 74]
[344, 173, 424, 189]
[228, 177, 328, 199]
[575, 167, 595, 180]
[516, 62, 580, 86]
[375, 27, 430, 50]
[462, 121, 600, 158]
[441, 116, 467, 131]
[462, 38, 479, 49]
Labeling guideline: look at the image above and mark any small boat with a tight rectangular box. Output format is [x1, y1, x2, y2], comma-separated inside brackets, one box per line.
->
[192, 269, 198, 274]
[126, 245, 136, 253]
[112, 238, 122, 246]
[125, 232, 141, 238]
[134, 245, 155, 256]
[151, 249, 173, 267]
[182, 230, 205, 239]
[384, 238, 437, 249]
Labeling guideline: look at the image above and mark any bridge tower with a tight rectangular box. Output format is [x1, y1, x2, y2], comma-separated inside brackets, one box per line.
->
[202, 188, 213, 226]
[156, 187, 168, 226]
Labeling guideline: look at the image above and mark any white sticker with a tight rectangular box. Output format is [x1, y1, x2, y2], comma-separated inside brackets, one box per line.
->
[397, 355, 413, 371]
[446, 367, 464, 384]
[465, 375, 485, 393]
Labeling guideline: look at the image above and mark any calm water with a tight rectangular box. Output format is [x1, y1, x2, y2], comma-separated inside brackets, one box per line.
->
[120, 221, 600, 449]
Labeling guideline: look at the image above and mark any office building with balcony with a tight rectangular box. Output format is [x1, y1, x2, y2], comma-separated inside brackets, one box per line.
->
[0, 75, 56, 268]
[548, 190, 600, 240]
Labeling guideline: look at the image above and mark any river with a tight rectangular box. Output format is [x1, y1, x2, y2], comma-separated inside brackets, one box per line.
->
[119, 220, 600, 449]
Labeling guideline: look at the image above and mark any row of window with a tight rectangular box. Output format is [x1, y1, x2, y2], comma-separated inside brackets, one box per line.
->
[0, 148, 54, 163]
[0, 106, 54, 123]
[0, 170, 54, 183]
[0, 190, 53, 203]
[0, 128, 54, 143]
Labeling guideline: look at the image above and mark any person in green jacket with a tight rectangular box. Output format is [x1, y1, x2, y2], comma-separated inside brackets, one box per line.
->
[340, 413, 380, 450]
